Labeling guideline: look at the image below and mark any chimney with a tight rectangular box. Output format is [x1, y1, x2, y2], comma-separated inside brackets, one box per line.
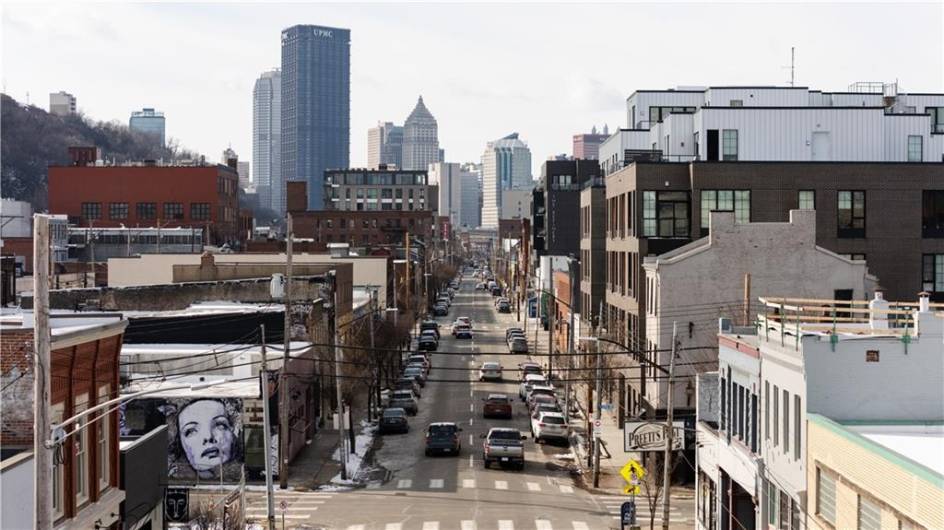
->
[918, 291, 930, 313]
[868, 289, 889, 330]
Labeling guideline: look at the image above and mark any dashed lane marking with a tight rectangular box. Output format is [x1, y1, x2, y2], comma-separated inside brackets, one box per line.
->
[469, 454, 473, 468]
[462, 479, 475, 488]
[429, 479, 444, 489]
[495, 480, 508, 490]
[397, 479, 412, 489]
[527, 482, 541, 492]
[468, 433, 473, 445]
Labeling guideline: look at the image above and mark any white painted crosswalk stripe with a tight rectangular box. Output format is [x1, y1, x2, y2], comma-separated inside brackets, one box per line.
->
[460, 521, 476, 530]
[572, 523, 589, 530]
[462, 479, 476, 488]
[397, 479, 412, 489]
[245, 513, 311, 519]
[346, 525, 366, 530]
[535, 520, 553, 530]
[495, 480, 508, 490]
[422, 522, 440, 530]
[526, 481, 541, 492]
[429, 479, 444, 489]
[384, 524, 403, 530]
[498, 521, 514, 530]
[559, 484, 574, 493]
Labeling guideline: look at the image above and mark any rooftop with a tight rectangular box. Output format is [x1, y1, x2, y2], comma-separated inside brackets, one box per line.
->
[848, 423, 944, 477]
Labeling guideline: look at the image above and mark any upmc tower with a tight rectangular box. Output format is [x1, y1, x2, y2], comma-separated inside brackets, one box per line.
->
[281, 24, 351, 210]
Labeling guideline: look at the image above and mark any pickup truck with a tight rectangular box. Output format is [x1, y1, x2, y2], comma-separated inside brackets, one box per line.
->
[482, 427, 527, 470]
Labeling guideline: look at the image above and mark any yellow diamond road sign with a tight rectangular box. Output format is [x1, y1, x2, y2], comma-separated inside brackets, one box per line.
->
[620, 459, 646, 484]
[623, 484, 641, 495]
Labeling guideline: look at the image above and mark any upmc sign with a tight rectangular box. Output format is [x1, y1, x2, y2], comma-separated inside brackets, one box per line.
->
[624, 421, 686, 452]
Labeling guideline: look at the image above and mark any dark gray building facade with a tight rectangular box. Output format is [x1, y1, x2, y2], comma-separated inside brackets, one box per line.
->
[533, 159, 601, 258]
[281, 24, 351, 210]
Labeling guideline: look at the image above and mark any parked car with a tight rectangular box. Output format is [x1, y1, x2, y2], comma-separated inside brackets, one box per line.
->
[528, 392, 559, 414]
[389, 390, 418, 415]
[403, 366, 427, 387]
[518, 362, 543, 381]
[433, 304, 449, 317]
[531, 411, 569, 443]
[505, 327, 523, 340]
[394, 378, 422, 398]
[482, 428, 527, 470]
[420, 329, 439, 346]
[519, 374, 548, 400]
[406, 361, 429, 378]
[508, 337, 528, 353]
[408, 354, 431, 371]
[531, 402, 563, 419]
[425, 422, 462, 456]
[380, 408, 410, 434]
[492, 286, 504, 297]
[419, 321, 440, 339]
[497, 300, 511, 313]
[478, 361, 503, 381]
[456, 316, 472, 328]
[482, 394, 513, 419]
[418, 335, 438, 351]
[437, 296, 451, 307]
[453, 324, 473, 339]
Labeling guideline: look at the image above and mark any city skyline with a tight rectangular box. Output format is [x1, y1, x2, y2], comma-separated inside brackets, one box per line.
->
[4, 2, 941, 178]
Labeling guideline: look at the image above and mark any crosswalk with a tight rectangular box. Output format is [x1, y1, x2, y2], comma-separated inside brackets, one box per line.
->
[367, 477, 577, 494]
[244, 490, 337, 522]
[343, 522, 596, 530]
[595, 495, 692, 524]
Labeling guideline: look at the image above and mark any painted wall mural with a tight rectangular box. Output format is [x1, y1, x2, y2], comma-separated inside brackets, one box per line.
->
[121, 397, 245, 482]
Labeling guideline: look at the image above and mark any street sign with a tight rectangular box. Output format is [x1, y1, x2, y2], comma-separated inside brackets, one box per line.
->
[619, 459, 646, 484]
[620, 500, 637, 527]
[623, 483, 641, 495]
[623, 421, 686, 452]
[279, 499, 287, 511]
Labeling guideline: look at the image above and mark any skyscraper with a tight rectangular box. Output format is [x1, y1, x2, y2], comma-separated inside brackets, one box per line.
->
[480, 133, 532, 228]
[401, 96, 440, 171]
[253, 68, 281, 213]
[460, 163, 482, 229]
[281, 24, 351, 210]
[367, 121, 403, 169]
[129, 107, 166, 146]
[572, 124, 609, 160]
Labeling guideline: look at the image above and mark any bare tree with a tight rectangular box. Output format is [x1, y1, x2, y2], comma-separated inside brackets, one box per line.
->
[639, 454, 681, 530]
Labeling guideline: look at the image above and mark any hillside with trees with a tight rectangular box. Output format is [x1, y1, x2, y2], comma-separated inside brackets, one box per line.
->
[0, 93, 200, 210]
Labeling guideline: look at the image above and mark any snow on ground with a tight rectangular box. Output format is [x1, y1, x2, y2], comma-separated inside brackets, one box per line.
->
[320, 419, 378, 489]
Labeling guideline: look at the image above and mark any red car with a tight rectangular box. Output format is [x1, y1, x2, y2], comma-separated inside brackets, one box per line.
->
[482, 394, 513, 419]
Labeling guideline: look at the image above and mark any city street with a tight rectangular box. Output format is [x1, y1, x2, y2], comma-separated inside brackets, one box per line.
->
[250, 274, 694, 530]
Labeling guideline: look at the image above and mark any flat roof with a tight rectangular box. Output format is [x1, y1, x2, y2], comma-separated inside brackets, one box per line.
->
[124, 377, 259, 398]
[847, 423, 944, 476]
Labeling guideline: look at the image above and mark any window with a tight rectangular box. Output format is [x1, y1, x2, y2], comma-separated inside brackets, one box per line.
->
[767, 480, 779, 526]
[642, 191, 689, 237]
[773, 385, 779, 446]
[700, 190, 749, 232]
[81, 202, 101, 220]
[722, 130, 738, 160]
[109, 202, 128, 220]
[783, 388, 790, 454]
[929, 107, 944, 133]
[730, 99, 743, 107]
[922, 254, 944, 294]
[922, 190, 944, 238]
[907, 135, 923, 161]
[765, 381, 770, 441]
[817, 468, 837, 524]
[720, 377, 727, 433]
[794, 395, 802, 460]
[798, 190, 815, 210]
[75, 397, 89, 504]
[751, 393, 758, 453]
[98, 385, 110, 491]
[838, 191, 866, 237]
[137, 202, 157, 220]
[164, 202, 184, 220]
[779, 491, 790, 530]
[190, 203, 211, 220]
[858, 495, 882, 530]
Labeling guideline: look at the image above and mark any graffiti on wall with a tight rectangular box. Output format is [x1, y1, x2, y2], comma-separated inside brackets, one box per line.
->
[121, 397, 244, 482]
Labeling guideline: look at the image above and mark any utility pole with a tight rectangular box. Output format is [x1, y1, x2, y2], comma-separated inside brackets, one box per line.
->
[33, 215, 53, 530]
[369, 291, 377, 422]
[405, 233, 411, 336]
[279, 213, 293, 489]
[592, 332, 603, 488]
[661, 322, 679, 530]
[259, 325, 276, 528]
[515, 261, 521, 322]
[332, 277, 348, 480]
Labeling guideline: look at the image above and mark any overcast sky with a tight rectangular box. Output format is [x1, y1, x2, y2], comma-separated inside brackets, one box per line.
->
[3, 2, 942, 178]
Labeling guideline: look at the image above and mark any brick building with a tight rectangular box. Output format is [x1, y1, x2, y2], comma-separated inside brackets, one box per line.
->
[288, 181, 435, 247]
[0, 314, 128, 528]
[48, 147, 241, 247]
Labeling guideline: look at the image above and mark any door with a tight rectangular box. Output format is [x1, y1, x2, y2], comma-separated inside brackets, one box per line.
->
[812, 131, 832, 161]
[706, 130, 719, 161]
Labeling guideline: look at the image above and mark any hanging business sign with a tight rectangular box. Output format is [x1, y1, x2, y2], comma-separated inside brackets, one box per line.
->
[623, 421, 686, 452]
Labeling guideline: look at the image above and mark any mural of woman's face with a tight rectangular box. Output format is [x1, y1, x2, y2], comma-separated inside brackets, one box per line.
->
[177, 399, 235, 472]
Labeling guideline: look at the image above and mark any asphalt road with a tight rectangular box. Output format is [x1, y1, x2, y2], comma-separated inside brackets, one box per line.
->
[255, 273, 691, 529]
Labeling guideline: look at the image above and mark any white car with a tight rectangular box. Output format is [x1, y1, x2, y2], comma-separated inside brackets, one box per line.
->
[519, 374, 548, 400]
[456, 316, 472, 328]
[531, 411, 569, 443]
[479, 361, 503, 381]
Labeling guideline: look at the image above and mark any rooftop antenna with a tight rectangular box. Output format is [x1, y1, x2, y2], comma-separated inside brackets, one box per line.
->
[782, 47, 796, 87]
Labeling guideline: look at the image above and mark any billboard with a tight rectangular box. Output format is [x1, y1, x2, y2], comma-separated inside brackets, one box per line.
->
[121, 398, 245, 482]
